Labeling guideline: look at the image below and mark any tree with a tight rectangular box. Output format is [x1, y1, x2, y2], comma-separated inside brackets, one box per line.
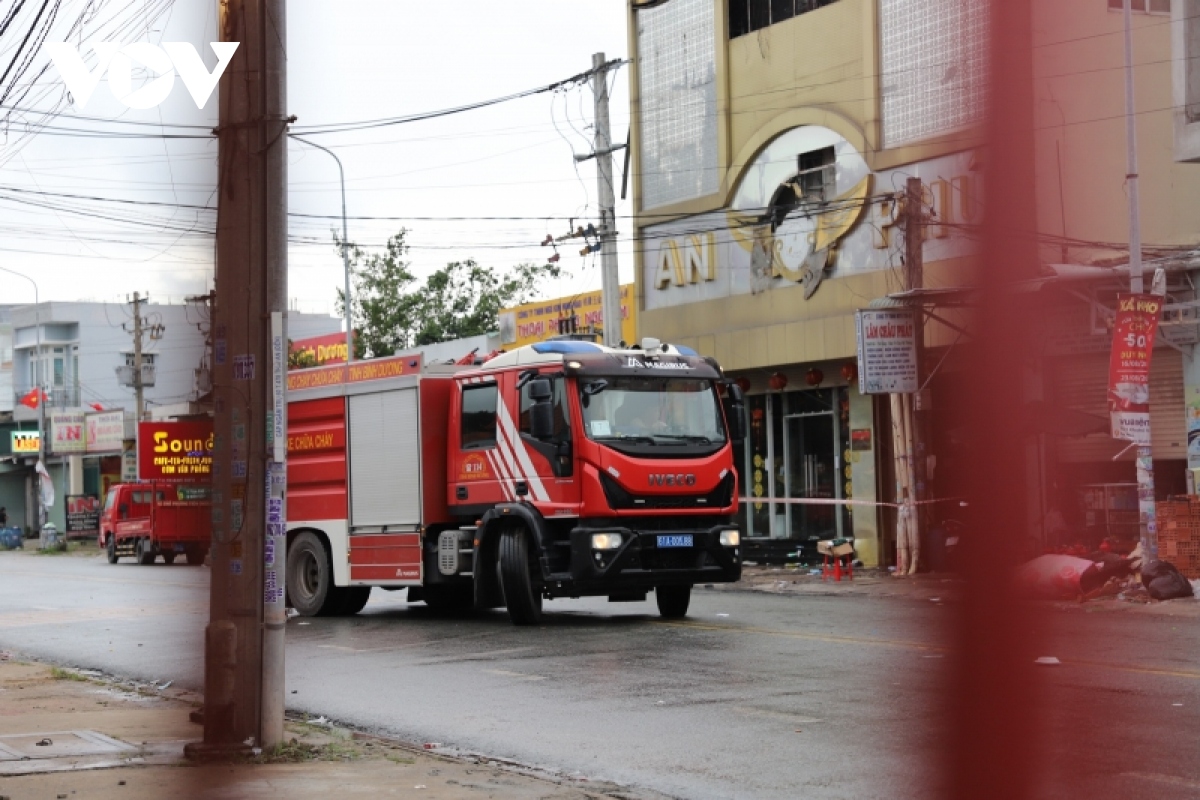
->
[335, 229, 560, 358]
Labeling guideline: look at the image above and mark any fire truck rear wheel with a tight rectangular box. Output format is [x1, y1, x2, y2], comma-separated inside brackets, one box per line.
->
[655, 585, 692, 619]
[498, 528, 542, 626]
[136, 539, 155, 566]
[333, 587, 371, 616]
[287, 532, 338, 617]
[185, 547, 206, 566]
[163, 552, 176, 565]
[106, 536, 118, 564]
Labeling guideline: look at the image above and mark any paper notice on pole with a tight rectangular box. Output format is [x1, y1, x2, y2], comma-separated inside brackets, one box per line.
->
[1108, 294, 1163, 444]
[855, 309, 919, 394]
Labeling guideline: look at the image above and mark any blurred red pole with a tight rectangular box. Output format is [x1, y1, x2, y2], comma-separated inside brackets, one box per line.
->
[945, 1, 1043, 798]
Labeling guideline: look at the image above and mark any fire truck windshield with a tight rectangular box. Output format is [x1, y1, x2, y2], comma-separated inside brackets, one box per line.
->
[578, 377, 727, 445]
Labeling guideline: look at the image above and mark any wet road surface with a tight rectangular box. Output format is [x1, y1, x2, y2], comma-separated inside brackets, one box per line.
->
[1, 552, 1198, 799]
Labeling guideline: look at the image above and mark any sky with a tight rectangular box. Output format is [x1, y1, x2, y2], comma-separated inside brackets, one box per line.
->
[0, 0, 634, 319]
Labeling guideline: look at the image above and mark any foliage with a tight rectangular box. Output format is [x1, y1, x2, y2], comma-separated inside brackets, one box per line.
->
[287, 340, 321, 370]
[334, 229, 560, 358]
[49, 666, 88, 681]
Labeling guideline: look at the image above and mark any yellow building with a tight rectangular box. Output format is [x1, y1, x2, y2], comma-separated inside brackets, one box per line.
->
[624, 0, 1200, 565]
[625, 0, 989, 566]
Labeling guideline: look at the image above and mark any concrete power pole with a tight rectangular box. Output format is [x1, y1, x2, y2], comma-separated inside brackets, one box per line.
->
[1120, 0, 1156, 560]
[189, 0, 288, 758]
[903, 177, 928, 567]
[131, 292, 145, 422]
[590, 53, 623, 348]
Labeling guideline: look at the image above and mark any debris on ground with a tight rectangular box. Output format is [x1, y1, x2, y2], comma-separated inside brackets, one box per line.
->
[1140, 560, 1195, 601]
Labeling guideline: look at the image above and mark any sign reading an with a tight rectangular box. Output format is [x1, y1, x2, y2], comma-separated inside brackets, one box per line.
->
[855, 309, 919, 394]
[137, 420, 214, 481]
[1108, 293, 1163, 444]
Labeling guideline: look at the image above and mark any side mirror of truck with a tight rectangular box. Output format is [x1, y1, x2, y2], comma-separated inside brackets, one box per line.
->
[528, 378, 555, 440]
[725, 383, 747, 442]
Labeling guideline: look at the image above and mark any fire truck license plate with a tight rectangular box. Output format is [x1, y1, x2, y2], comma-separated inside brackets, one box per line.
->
[657, 535, 693, 548]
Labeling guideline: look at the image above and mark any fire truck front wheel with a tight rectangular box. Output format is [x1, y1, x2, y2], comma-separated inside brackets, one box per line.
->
[498, 528, 542, 626]
[287, 532, 339, 617]
[106, 536, 118, 564]
[655, 585, 692, 619]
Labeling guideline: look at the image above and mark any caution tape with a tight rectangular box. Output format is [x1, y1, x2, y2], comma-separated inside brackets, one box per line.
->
[739, 496, 964, 510]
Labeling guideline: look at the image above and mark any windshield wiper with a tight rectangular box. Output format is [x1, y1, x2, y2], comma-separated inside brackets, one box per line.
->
[595, 434, 657, 444]
[650, 434, 718, 445]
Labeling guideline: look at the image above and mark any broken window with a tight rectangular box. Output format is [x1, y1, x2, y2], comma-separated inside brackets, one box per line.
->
[728, 0, 838, 39]
[796, 146, 836, 203]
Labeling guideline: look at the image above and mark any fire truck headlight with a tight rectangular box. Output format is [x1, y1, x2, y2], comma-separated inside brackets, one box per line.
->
[719, 530, 740, 547]
[591, 532, 623, 550]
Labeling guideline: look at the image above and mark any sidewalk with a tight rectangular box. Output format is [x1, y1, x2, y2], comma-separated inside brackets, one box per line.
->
[723, 564, 1200, 618]
[0, 657, 666, 800]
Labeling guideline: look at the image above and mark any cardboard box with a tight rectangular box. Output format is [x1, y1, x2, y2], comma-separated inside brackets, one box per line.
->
[817, 539, 854, 557]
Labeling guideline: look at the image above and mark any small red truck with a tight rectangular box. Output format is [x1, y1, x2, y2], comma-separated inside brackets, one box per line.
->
[99, 482, 211, 565]
[285, 337, 747, 625]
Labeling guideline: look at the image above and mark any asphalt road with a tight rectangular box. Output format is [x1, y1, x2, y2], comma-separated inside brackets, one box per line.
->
[1, 551, 1198, 800]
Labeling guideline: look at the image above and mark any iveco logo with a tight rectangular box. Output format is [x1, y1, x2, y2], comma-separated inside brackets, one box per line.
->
[649, 474, 696, 487]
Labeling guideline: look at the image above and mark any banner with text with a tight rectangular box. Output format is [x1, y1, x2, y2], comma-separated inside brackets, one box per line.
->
[855, 309, 919, 394]
[1108, 293, 1163, 444]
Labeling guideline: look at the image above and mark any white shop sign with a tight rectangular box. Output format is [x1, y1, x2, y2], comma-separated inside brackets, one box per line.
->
[856, 309, 919, 394]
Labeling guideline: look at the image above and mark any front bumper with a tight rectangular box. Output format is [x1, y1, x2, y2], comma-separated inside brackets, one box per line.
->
[546, 523, 741, 597]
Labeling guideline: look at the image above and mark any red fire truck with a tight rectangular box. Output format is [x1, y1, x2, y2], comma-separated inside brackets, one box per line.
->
[99, 482, 211, 565]
[285, 338, 746, 625]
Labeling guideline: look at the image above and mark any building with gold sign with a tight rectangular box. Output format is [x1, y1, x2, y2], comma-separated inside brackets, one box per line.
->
[625, 0, 1200, 566]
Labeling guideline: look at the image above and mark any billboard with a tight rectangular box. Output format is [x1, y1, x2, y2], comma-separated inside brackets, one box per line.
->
[12, 431, 39, 454]
[291, 332, 352, 368]
[66, 495, 101, 535]
[86, 410, 127, 453]
[50, 411, 86, 454]
[137, 420, 214, 481]
[498, 284, 637, 348]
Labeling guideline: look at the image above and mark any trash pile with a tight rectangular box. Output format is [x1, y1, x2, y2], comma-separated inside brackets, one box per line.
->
[1015, 543, 1196, 603]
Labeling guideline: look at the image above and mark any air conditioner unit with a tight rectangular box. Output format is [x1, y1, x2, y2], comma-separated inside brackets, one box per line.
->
[114, 364, 157, 387]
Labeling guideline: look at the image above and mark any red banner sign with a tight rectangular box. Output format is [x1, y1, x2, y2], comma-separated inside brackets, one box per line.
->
[1108, 293, 1163, 444]
[287, 353, 424, 393]
[137, 420, 214, 481]
[291, 332, 353, 367]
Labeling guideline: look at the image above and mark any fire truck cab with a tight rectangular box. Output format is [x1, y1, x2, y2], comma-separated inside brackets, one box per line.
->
[284, 338, 746, 625]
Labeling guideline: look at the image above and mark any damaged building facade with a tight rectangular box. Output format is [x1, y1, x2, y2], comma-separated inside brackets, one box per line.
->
[623, 0, 1200, 566]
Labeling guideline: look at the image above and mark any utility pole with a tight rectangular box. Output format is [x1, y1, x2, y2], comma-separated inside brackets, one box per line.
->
[590, 53, 622, 348]
[902, 177, 928, 572]
[189, 0, 288, 759]
[1121, 0, 1157, 560]
[132, 292, 145, 422]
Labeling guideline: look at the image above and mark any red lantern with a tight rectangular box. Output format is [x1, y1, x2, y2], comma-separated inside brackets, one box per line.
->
[805, 368, 824, 387]
[841, 363, 857, 383]
[768, 372, 788, 391]
[735, 377, 751, 393]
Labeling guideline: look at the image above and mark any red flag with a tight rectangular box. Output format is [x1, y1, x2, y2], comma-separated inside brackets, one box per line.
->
[89, 402, 105, 411]
[18, 388, 41, 409]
